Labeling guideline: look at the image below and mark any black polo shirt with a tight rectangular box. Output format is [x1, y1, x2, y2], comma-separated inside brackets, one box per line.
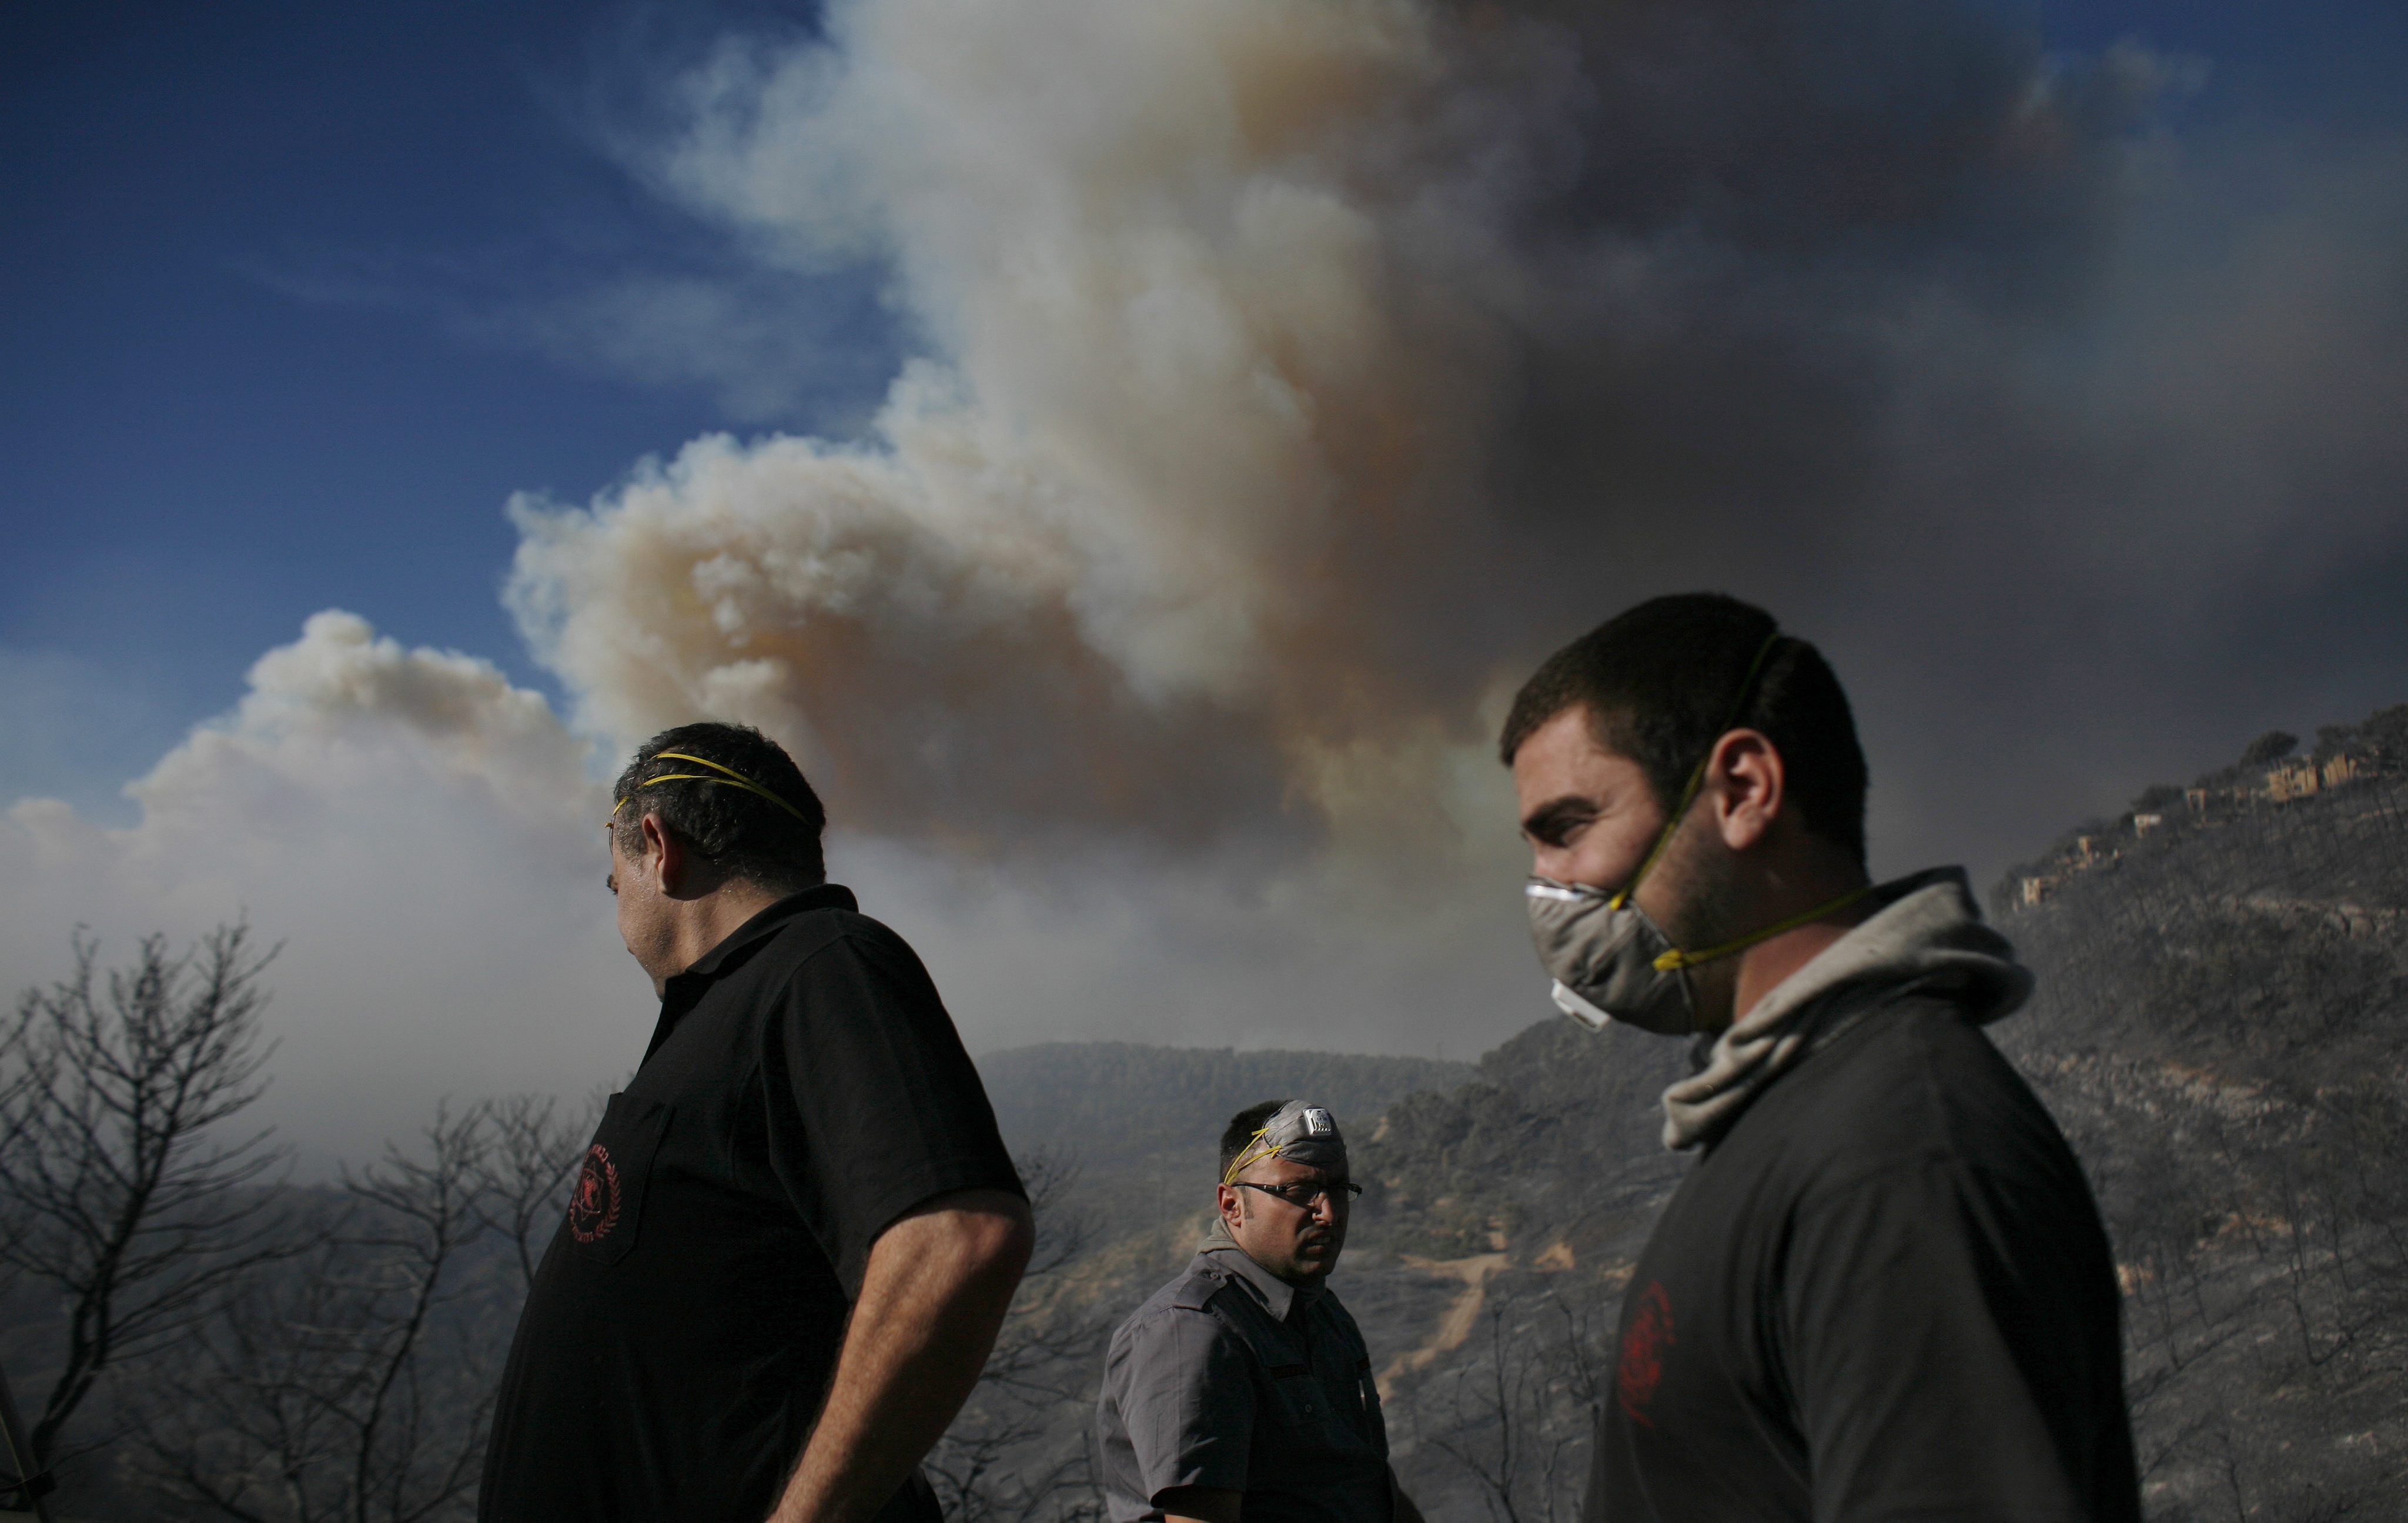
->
[480, 885, 1024, 1523]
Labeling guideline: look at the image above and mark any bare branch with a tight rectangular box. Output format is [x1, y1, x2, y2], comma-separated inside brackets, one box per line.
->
[122, 1104, 498, 1523]
[0, 923, 297, 1465]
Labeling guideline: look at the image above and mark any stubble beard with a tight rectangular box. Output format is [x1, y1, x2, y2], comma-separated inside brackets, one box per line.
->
[1650, 810, 1753, 1031]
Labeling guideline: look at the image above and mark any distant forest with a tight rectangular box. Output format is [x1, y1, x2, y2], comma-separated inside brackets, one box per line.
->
[4, 702, 2403, 1521]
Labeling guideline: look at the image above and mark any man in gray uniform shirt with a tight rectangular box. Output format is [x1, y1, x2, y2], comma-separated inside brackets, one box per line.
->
[1097, 1101, 1426, 1523]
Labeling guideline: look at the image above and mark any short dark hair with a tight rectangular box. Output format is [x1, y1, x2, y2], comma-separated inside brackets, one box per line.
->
[1219, 1099, 1290, 1181]
[1499, 593, 1868, 864]
[612, 722, 829, 891]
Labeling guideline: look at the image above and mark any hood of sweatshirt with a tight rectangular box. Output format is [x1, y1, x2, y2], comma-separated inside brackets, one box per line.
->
[1660, 866, 2032, 1151]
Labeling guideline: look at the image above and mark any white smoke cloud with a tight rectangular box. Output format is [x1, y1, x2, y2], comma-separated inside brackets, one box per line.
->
[0, 613, 1535, 1166]
[507, 0, 1579, 849]
[0, 613, 641, 1167]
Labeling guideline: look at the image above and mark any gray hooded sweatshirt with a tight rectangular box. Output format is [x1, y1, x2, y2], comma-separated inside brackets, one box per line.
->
[1660, 866, 2032, 1150]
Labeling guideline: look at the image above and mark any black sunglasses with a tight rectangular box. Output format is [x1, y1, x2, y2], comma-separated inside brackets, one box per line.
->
[1234, 1178, 1363, 1209]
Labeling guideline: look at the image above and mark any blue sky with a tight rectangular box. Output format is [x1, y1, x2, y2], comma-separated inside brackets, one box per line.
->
[2, 1, 897, 814]
[4, 0, 2404, 823]
[2031, 0, 2406, 129]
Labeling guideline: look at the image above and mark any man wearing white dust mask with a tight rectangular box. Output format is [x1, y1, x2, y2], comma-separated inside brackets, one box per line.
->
[1501, 593, 2138, 1522]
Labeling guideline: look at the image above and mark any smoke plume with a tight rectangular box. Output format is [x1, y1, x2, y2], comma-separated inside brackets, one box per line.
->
[514, 0, 2296, 863]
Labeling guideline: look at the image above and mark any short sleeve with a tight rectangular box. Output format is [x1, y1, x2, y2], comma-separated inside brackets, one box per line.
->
[1783, 1159, 2122, 1522]
[1110, 1307, 1257, 1499]
[760, 923, 1024, 1290]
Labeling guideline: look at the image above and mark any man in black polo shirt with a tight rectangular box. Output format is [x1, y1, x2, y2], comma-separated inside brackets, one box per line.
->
[481, 722, 1032, 1523]
[1500, 594, 2138, 1521]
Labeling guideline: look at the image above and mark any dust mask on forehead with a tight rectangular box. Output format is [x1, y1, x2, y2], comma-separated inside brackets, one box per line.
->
[1221, 1101, 1347, 1183]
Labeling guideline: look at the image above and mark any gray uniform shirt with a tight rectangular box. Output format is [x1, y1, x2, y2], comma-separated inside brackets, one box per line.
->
[1096, 1243, 1392, 1523]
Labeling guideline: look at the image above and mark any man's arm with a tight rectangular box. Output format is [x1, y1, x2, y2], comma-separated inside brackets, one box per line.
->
[1392, 1473, 1427, 1523]
[767, 1188, 1034, 1523]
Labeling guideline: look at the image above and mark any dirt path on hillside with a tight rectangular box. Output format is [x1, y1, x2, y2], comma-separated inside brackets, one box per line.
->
[1376, 1252, 1509, 1399]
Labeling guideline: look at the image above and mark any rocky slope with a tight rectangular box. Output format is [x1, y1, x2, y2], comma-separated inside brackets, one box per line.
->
[967, 704, 2408, 1523]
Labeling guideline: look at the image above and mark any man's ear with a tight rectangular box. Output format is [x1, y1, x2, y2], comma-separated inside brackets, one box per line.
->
[1707, 729, 1784, 851]
[1216, 1183, 1243, 1229]
[637, 813, 688, 894]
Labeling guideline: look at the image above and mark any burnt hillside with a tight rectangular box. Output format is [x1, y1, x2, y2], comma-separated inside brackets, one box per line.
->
[1991, 706, 2408, 1519]
[15, 707, 2404, 1522]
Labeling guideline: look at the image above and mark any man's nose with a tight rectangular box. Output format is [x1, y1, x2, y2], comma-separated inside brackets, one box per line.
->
[1530, 841, 1580, 883]
[1534, 845, 1614, 891]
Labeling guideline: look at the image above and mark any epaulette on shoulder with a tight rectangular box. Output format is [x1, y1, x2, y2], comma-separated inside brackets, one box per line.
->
[1169, 1262, 1232, 1312]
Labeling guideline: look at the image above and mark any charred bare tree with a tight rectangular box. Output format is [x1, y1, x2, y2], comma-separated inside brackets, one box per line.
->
[0, 925, 296, 1468]
[466, 1091, 597, 1292]
[1413, 1282, 1607, 1523]
[926, 1150, 1109, 1523]
[125, 1104, 499, 1523]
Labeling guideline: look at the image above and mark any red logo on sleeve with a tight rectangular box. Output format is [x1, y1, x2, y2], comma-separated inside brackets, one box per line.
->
[1617, 1281, 1675, 1428]
[568, 1144, 623, 1243]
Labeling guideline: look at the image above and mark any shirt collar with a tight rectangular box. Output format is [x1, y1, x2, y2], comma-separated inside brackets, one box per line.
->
[646, 883, 857, 1063]
[683, 882, 857, 978]
[1199, 1233, 1326, 1322]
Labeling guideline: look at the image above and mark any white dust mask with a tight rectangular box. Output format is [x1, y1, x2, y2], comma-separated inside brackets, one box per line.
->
[1525, 876, 1696, 1034]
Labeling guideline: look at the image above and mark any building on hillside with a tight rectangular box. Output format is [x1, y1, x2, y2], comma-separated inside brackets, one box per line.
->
[2266, 760, 2321, 802]
[2054, 834, 2120, 881]
[2133, 813, 2165, 839]
[2021, 876, 2054, 908]
[2322, 754, 2367, 789]
[2185, 787, 2211, 814]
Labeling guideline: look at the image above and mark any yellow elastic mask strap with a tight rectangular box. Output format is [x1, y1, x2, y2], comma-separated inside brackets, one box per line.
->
[1651, 882, 1877, 972]
[611, 752, 817, 828]
[1608, 630, 1787, 912]
[1222, 1128, 1284, 1185]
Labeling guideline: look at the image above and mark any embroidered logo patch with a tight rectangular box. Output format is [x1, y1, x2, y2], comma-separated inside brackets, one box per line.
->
[568, 1143, 623, 1243]
[1617, 1281, 1675, 1428]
